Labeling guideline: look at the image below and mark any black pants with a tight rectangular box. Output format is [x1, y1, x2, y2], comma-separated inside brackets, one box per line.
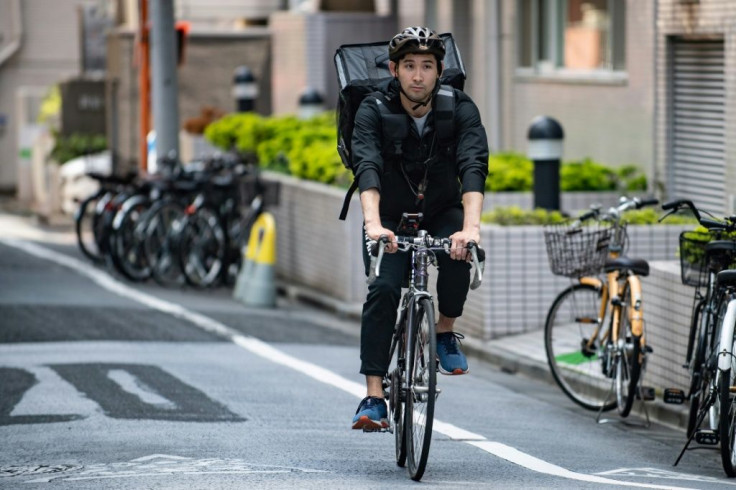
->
[359, 206, 471, 377]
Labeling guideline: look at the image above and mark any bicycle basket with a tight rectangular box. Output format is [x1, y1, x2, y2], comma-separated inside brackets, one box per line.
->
[679, 230, 736, 287]
[543, 222, 613, 278]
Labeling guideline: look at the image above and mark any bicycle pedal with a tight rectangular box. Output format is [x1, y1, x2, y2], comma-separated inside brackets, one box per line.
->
[639, 386, 656, 401]
[362, 426, 391, 434]
[695, 429, 719, 446]
[663, 388, 685, 405]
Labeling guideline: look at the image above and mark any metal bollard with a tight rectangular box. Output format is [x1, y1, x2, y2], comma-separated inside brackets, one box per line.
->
[232, 66, 258, 112]
[298, 87, 325, 119]
[527, 116, 564, 211]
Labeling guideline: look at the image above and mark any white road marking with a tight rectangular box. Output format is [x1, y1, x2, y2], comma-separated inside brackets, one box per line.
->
[0, 237, 698, 490]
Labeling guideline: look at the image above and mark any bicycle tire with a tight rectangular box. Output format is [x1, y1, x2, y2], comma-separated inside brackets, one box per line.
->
[143, 200, 186, 287]
[74, 190, 106, 263]
[720, 366, 736, 477]
[387, 308, 408, 468]
[391, 366, 407, 467]
[545, 283, 616, 411]
[108, 195, 152, 282]
[178, 206, 226, 288]
[613, 282, 643, 417]
[404, 297, 436, 482]
[688, 306, 711, 437]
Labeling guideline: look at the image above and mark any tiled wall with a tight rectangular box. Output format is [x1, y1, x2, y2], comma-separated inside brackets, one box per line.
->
[641, 261, 695, 393]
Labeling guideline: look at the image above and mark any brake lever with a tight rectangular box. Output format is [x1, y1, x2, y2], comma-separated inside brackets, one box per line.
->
[367, 237, 388, 285]
[658, 209, 676, 223]
[468, 243, 485, 290]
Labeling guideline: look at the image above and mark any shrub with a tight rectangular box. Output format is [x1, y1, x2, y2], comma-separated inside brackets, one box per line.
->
[485, 153, 648, 193]
[486, 152, 533, 192]
[560, 158, 617, 191]
[482, 205, 697, 226]
[49, 132, 107, 164]
[481, 206, 567, 226]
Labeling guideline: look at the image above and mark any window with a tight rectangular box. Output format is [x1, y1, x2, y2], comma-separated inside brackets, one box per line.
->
[518, 0, 626, 73]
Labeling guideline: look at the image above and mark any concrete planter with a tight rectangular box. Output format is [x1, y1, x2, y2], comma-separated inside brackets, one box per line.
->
[265, 172, 367, 313]
[264, 173, 690, 340]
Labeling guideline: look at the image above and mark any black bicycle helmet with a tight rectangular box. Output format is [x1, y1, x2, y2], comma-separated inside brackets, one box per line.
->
[388, 26, 445, 63]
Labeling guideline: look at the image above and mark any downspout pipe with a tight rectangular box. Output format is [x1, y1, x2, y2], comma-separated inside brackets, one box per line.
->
[0, 0, 23, 67]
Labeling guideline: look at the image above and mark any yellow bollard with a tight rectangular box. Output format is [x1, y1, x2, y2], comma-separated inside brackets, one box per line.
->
[233, 212, 277, 307]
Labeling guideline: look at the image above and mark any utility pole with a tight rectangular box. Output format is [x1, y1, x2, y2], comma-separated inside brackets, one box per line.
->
[149, 0, 179, 167]
[138, 0, 150, 172]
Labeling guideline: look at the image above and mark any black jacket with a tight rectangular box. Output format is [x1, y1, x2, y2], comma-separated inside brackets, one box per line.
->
[352, 79, 489, 223]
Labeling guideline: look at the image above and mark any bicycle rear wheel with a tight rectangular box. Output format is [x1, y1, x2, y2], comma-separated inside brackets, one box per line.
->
[143, 200, 186, 287]
[178, 206, 226, 288]
[613, 283, 643, 417]
[545, 283, 616, 411]
[404, 297, 436, 481]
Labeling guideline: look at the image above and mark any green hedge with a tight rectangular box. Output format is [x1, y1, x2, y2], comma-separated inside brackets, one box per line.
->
[204, 113, 647, 193]
[50, 132, 107, 164]
[488, 153, 648, 193]
[204, 111, 352, 187]
[481, 206, 696, 226]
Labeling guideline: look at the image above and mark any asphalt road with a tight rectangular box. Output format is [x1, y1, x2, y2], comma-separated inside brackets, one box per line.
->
[1, 216, 735, 489]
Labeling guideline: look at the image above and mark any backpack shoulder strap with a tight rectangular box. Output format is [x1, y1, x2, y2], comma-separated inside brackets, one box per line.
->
[434, 84, 455, 151]
[339, 93, 408, 221]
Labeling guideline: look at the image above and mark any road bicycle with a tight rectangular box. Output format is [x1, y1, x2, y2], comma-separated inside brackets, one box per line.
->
[543, 196, 659, 417]
[367, 214, 485, 481]
[661, 200, 736, 476]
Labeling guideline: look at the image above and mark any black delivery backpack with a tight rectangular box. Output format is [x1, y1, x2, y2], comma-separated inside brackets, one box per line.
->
[334, 33, 467, 220]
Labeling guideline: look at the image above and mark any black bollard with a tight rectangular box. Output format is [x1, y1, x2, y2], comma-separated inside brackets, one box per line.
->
[528, 116, 564, 211]
[233, 66, 258, 112]
[298, 87, 325, 120]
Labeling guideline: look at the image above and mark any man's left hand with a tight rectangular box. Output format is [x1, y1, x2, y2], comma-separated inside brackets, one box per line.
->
[448, 229, 480, 261]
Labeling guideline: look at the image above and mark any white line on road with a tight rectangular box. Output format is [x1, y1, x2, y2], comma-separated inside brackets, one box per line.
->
[0, 236, 697, 490]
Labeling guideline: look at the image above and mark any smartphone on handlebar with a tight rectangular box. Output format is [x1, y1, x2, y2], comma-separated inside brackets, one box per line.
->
[396, 212, 423, 236]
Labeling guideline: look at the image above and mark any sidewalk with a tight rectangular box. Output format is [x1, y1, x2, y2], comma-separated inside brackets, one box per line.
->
[0, 197, 688, 432]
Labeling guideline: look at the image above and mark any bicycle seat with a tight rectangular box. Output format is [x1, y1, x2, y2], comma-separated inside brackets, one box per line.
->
[716, 270, 736, 287]
[604, 256, 649, 276]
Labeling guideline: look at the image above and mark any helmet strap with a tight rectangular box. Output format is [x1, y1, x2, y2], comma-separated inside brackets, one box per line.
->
[395, 75, 440, 112]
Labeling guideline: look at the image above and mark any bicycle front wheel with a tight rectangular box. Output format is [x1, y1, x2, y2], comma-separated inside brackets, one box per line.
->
[545, 283, 616, 411]
[404, 297, 436, 481]
[75, 190, 106, 263]
[719, 366, 736, 477]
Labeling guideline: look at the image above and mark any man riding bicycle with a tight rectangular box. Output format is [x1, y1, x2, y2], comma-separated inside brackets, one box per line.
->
[351, 26, 489, 430]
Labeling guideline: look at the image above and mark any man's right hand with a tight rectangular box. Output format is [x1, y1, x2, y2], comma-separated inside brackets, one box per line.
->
[365, 224, 398, 253]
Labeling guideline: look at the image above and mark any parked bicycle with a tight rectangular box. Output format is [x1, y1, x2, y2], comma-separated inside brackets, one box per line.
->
[661, 200, 736, 476]
[543, 196, 659, 418]
[367, 214, 485, 481]
[73, 151, 276, 289]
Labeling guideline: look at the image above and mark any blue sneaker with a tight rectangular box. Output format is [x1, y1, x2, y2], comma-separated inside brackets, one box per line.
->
[352, 396, 388, 430]
[436, 332, 469, 375]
